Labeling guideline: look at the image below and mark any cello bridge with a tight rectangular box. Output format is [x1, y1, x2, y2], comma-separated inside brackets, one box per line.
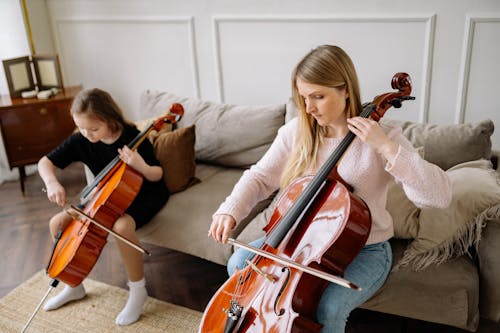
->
[245, 259, 276, 282]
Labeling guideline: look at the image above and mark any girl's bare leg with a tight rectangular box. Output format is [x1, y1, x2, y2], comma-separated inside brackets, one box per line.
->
[113, 215, 147, 325]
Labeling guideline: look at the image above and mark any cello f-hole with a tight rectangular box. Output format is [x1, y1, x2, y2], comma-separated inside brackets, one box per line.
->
[274, 266, 290, 316]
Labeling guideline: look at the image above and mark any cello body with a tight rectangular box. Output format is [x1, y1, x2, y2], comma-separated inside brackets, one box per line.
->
[47, 163, 143, 287]
[199, 176, 371, 332]
[45, 103, 184, 287]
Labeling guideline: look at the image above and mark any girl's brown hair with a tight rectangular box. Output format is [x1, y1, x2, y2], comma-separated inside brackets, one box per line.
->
[280, 45, 363, 188]
[70, 88, 132, 134]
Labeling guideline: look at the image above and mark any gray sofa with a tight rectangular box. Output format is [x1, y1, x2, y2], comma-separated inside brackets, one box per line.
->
[134, 90, 499, 332]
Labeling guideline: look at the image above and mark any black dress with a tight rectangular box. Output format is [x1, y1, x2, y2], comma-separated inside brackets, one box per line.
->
[47, 124, 169, 228]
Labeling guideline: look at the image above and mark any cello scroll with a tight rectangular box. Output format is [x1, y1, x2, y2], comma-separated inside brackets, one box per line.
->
[368, 72, 415, 121]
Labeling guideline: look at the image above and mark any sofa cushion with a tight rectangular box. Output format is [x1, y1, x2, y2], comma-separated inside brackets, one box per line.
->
[395, 159, 500, 271]
[361, 239, 479, 332]
[381, 119, 494, 170]
[386, 146, 424, 239]
[478, 213, 500, 322]
[137, 164, 243, 265]
[137, 164, 270, 265]
[153, 125, 198, 193]
[387, 179, 420, 239]
[140, 90, 286, 168]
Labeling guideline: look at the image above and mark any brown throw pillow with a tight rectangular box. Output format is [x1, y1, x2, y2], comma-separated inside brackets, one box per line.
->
[153, 125, 198, 193]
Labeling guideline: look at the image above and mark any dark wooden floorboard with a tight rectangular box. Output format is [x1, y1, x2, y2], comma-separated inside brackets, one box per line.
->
[1, 163, 497, 332]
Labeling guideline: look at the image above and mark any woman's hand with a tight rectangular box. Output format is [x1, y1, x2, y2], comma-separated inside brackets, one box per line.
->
[46, 180, 66, 206]
[347, 117, 398, 161]
[208, 214, 236, 244]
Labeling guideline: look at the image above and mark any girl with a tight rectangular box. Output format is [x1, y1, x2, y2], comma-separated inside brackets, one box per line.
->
[38, 88, 169, 326]
[207, 45, 452, 332]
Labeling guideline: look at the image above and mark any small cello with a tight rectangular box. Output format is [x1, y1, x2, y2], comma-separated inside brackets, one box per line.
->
[199, 73, 414, 332]
[21, 103, 184, 333]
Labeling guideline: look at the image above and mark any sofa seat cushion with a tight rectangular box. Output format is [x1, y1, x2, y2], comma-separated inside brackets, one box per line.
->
[137, 163, 272, 266]
[361, 239, 479, 332]
[137, 163, 244, 265]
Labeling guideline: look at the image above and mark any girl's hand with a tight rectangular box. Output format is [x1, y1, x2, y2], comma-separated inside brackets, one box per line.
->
[208, 214, 236, 244]
[118, 146, 146, 170]
[347, 117, 398, 161]
[46, 180, 66, 206]
[118, 145, 163, 182]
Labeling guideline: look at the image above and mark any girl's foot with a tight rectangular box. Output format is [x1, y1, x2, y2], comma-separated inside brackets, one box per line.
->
[115, 278, 147, 326]
[43, 283, 86, 311]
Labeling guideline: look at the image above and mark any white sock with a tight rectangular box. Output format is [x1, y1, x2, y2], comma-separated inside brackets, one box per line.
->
[43, 283, 86, 311]
[115, 278, 147, 326]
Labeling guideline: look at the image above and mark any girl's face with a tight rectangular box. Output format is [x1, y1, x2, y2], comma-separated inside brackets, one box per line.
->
[73, 113, 116, 144]
[296, 78, 349, 136]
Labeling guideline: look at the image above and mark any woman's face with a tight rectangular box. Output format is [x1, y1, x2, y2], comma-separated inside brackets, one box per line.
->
[296, 78, 349, 132]
[73, 113, 115, 144]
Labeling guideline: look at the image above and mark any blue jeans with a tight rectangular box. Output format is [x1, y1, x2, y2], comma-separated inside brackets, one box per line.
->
[227, 237, 392, 333]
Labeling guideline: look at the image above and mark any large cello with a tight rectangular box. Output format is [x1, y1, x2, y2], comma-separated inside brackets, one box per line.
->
[199, 73, 414, 332]
[21, 103, 184, 332]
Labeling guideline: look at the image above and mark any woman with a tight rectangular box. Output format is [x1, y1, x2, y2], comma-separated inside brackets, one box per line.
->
[207, 45, 451, 332]
[38, 88, 169, 326]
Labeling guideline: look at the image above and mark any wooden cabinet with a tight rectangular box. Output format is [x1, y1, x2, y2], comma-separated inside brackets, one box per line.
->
[0, 86, 82, 194]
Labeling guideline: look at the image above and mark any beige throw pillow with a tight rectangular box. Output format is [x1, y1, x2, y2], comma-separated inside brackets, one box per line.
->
[140, 90, 286, 168]
[395, 159, 500, 270]
[387, 147, 424, 239]
[153, 125, 199, 193]
[387, 182, 420, 239]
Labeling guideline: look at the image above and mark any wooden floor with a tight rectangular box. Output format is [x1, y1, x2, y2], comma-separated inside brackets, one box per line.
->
[0, 163, 498, 333]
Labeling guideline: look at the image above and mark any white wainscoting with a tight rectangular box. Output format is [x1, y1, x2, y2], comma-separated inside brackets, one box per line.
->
[53, 16, 200, 120]
[457, 14, 500, 149]
[43, 0, 500, 149]
[213, 15, 435, 123]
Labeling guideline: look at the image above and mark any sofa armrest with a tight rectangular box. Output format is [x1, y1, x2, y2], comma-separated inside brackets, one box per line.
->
[478, 213, 500, 322]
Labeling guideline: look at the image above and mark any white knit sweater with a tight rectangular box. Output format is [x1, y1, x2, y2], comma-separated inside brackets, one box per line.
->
[214, 118, 452, 244]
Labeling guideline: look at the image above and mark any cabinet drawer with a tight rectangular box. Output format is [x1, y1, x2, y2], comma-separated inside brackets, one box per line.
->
[0, 100, 75, 167]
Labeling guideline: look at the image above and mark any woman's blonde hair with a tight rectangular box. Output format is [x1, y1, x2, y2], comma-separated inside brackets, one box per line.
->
[280, 45, 363, 188]
[70, 88, 132, 134]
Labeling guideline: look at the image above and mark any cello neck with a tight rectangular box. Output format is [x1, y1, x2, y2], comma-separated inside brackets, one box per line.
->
[79, 122, 156, 200]
[266, 105, 374, 248]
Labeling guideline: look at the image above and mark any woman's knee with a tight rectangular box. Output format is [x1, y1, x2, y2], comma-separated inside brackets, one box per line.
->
[227, 249, 247, 276]
[227, 237, 266, 276]
[317, 285, 353, 333]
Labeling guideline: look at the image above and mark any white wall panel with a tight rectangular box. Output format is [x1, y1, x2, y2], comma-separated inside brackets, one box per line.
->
[54, 17, 199, 120]
[214, 16, 435, 123]
[458, 15, 500, 149]
[40, 0, 500, 149]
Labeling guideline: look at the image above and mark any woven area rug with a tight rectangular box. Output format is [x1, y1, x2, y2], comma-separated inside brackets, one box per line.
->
[0, 271, 202, 333]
